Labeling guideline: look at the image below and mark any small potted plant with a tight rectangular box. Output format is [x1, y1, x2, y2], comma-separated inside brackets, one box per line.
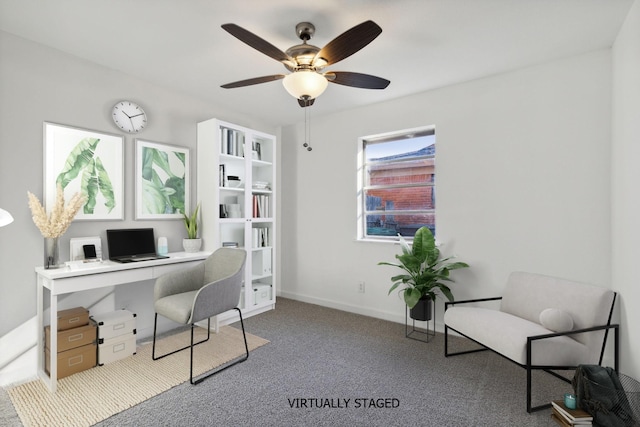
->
[182, 203, 201, 252]
[379, 226, 469, 321]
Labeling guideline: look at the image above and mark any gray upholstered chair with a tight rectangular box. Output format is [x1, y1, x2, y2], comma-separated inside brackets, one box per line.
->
[152, 247, 248, 384]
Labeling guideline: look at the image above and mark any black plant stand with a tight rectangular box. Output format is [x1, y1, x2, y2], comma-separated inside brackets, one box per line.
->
[405, 303, 436, 343]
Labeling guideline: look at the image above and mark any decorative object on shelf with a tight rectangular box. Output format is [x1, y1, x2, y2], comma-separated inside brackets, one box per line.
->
[220, 21, 389, 107]
[111, 100, 147, 133]
[28, 184, 86, 268]
[44, 122, 124, 220]
[226, 175, 242, 188]
[135, 139, 189, 219]
[0, 208, 14, 227]
[182, 203, 201, 252]
[378, 226, 469, 318]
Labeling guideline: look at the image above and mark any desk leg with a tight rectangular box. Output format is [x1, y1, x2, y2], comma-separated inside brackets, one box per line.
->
[36, 275, 45, 385]
[36, 276, 58, 392]
[49, 288, 58, 392]
[36, 276, 56, 392]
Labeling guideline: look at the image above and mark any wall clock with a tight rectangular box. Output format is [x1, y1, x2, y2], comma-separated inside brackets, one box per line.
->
[111, 101, 147, 133]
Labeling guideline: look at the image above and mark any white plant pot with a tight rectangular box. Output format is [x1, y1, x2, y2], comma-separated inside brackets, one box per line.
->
[182, 238, 202, 253]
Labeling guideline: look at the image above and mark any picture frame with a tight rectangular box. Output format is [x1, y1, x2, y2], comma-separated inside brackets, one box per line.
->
[135, 139, 190, 220]
[44, 122, 124, 220]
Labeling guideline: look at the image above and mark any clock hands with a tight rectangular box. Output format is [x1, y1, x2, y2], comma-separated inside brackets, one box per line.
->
[129, 113, 145, 118]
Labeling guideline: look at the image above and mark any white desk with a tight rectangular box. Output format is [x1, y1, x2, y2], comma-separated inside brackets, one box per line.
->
[36, 251, 211, 392]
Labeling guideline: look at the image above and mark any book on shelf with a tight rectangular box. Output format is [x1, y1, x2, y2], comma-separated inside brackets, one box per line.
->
[252, 194, 269, 218]
[220, 127, 245, 157]
[551, 400, 592, 425]
[252, 140, 261, 160]
[222, 241, 239, 248]
[219, 164, 226, 187]
[252, 227, 270, 248]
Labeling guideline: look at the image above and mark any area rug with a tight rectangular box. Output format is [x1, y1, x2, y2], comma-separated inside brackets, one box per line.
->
[6, 326, 269, 427]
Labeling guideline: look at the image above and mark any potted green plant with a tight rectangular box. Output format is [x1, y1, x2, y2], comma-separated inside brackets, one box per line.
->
[378, 226, 469, 321]
[182, 203, 201, 252]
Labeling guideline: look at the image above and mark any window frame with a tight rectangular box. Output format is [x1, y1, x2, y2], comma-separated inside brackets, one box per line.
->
[357, 125, 436, 242]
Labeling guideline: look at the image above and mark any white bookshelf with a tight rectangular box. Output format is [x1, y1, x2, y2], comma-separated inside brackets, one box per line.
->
[197, 118, 276, 322]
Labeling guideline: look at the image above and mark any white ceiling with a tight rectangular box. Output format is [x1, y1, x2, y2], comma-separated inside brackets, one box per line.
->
[0, 0, 634, 126]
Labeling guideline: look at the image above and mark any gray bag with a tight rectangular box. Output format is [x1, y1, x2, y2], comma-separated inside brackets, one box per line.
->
[572, 365, 637, 427]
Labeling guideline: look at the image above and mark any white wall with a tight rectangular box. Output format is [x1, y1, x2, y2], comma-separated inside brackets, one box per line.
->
[612, 0, 640, 380]
[280, 48, 615, 357]
[0, 30, 276, 341]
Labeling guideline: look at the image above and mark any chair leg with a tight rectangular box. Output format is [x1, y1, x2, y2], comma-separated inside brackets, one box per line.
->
[190, 308, 250, 385]
[152, 313, 211, 361]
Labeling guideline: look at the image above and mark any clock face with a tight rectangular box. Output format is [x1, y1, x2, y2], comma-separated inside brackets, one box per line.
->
[112, 101, 147, 133]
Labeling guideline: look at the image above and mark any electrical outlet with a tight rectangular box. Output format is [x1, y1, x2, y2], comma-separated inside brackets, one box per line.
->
[358, 281, 365, 293]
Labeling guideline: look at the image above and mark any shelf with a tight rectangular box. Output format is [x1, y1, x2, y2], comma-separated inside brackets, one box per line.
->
[252, 159, 272, 167]
[221, 153, 245, 161]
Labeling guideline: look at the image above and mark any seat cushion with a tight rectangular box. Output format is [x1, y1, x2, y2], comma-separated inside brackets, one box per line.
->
[444, 306, 594, 366]
[155, 291, 198, 324]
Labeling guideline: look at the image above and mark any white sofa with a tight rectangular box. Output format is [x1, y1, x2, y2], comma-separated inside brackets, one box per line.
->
[443, 271, 618, 412]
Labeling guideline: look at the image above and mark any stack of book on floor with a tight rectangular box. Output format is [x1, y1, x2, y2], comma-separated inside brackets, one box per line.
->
[551, 400, 593, 426]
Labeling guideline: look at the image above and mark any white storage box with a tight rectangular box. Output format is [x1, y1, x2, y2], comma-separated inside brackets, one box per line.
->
[252, 283, 272, 305]
[91, 309, 136, 341]
[98, 332, 136, 365]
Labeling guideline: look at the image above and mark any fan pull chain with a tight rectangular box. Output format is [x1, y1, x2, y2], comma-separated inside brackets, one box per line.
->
[303, 105, 312, 151]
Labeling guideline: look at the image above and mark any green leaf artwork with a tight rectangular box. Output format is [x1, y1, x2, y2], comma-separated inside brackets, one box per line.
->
[56, 138, 116, 214]
[56, 138, 100, 188]
[141, 146, 185, 215]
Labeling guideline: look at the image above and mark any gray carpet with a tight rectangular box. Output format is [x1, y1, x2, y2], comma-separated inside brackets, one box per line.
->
[2, 298, 565, 426]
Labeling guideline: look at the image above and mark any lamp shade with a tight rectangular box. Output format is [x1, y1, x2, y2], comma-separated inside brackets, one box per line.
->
[282, 70, 328, 100]
[0, 208, 14, 227]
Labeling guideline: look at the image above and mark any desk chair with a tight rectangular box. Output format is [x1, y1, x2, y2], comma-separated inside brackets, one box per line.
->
[152, 248, 248, 384]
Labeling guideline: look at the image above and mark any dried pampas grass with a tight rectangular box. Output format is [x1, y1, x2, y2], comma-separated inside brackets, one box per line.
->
[27, 184, 86, 238]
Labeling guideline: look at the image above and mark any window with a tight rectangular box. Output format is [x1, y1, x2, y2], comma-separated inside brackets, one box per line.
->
[358, 126, 435, 241]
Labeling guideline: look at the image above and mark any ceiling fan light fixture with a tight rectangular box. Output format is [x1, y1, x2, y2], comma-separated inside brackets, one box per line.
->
[282, 70, 328, 100]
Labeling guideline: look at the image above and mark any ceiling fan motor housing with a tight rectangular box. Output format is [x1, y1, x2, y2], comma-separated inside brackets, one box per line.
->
[295, 22, 315, 41]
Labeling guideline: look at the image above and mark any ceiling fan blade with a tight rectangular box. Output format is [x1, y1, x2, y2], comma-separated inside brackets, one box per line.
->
[325, 72, 390, 89]
[222, 23, 295, 66]
[221, 74, 285, 89]
[297, 98, 315, 108]
[313, 20, 382, 66]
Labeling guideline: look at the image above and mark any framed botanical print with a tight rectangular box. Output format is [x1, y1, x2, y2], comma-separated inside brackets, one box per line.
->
[44, 122, 124, 220]
[135, 139, 189, 220]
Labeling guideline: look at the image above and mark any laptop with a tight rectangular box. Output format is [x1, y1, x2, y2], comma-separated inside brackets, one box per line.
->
[107, 228, 169, 263]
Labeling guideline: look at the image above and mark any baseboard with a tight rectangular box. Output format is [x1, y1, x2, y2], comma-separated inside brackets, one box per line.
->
[278, 291, 446, 333]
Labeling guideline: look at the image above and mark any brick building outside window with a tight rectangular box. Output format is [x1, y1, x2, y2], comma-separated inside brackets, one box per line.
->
[358, 127, 435, 241]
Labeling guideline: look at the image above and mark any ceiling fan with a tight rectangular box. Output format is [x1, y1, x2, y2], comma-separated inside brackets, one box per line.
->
[220, 20, 390, 107]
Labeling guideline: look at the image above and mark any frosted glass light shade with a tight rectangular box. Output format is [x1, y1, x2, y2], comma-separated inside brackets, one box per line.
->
[0, 208, 14, 227]
[282, 71, 328, 100]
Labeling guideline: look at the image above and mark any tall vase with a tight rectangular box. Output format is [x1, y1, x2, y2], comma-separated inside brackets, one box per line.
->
[45, 237, 61, 269]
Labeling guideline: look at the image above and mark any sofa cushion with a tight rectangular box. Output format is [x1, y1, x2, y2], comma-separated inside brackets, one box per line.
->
[444, 306, 595, 366]
[539, 308, 573, 332]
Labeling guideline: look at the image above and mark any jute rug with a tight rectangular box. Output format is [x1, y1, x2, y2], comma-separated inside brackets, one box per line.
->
[6, 326, 269, 427]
